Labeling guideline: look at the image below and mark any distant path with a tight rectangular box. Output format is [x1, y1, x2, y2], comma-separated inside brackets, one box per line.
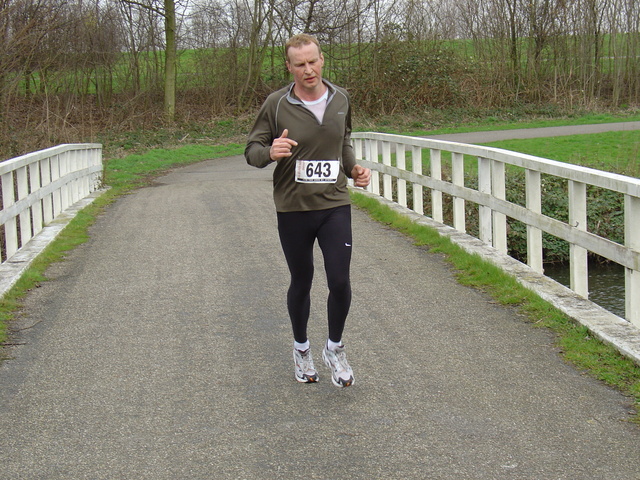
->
[426, 121, 640, 143]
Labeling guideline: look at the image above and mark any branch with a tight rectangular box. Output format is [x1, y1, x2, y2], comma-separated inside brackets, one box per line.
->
[118, 0, 165, 18]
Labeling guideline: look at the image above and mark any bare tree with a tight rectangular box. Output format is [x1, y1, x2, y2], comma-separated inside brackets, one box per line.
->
[164, 0, 176, 119]
[118, 0, 181, 120]
[523, 0, 568, 101]
[236, 0, 274, 109]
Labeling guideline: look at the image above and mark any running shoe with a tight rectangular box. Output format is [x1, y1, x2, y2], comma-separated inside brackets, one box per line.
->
[293, 348, 319, 383]
[322, 344, 354, 387]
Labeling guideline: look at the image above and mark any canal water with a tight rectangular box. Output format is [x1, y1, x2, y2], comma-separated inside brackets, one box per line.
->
[544, 262, 625, 318]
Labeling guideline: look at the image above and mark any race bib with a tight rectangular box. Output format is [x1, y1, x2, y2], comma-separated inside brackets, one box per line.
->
[295, 160, 340, 183]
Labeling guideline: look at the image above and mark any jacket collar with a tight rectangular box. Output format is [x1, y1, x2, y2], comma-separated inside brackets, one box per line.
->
[286, 80, 336, 105]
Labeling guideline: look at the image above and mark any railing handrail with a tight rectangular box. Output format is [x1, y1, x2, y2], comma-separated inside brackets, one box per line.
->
[351, 132, 640, 329]
[355, 132, 640, 196]
[0, 143, 101, 174]
[1, 143, 103, 266]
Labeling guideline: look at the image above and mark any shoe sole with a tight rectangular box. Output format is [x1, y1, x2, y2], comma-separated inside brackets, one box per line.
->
[295, 374, 318, 383]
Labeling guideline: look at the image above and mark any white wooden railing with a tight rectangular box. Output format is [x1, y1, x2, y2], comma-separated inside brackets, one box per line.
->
[351, 132, 640, 329]
[1, 144, 103, 263]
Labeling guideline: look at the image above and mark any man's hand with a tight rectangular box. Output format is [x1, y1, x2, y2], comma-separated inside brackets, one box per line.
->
[351, 164, 371, 188]
[270, 129, 298, 161]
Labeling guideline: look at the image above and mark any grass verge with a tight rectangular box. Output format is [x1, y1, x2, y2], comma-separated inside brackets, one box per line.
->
[351, 191, 640, 422]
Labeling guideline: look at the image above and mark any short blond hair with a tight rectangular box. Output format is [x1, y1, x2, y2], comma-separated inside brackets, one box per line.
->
[285, 34, 322, 61]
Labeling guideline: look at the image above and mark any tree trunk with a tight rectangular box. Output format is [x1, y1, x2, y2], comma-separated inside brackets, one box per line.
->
[507, 0, 521, 95]
[164, 0, 176, 121]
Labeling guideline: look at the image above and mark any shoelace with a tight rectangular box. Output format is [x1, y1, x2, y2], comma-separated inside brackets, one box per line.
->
[332, 349, 351, 375]
[297, 350, 314, 373]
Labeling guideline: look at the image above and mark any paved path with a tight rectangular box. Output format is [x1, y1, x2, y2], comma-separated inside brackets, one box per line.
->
[1, 141, 640, 478]
[427, 120, 640, 143]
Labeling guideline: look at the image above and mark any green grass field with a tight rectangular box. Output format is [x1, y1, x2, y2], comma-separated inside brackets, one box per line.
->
[483, 130, 640, 176]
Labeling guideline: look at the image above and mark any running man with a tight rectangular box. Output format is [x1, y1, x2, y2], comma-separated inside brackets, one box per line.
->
[244, 33, 371, 387]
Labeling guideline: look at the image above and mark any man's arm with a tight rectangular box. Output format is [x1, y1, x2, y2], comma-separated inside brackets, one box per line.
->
[340, 94, 370, 187]
[245, 100, 277, 168]
[341, 94, 357, 176]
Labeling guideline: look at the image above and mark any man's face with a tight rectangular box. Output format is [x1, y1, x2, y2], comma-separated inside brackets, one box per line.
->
[286, 42, 324, 96]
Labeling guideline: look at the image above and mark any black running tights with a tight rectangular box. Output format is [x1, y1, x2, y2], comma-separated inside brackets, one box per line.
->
[277, 204, 353, 344]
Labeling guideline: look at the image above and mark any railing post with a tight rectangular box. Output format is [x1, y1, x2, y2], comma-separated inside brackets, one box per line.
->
[1, 172, 18, 259]
[66, 150, 74, 205]
[353, 138, 362, 189]
[353, 138, 363, 164]
[492, 160, 507, 254]
[412, 146, 423, 215]
[70, 149, 80, 204]
[430, 149, 443, 223]
[396, 143, 407, 208]
[79, 149, 88, 198]
[17, 165, 32, 246]
[29, 160, 43, 235]
[452, 152, 465, 233]
[41, 157, 54, 224]
[92, 147, 102, 190]
[369, 140, 380, 196]
[352, 138, 363, 189]
[624, 194, 640, 328]
[382, 141, 393, 201]
[60, 151, 71, 211]
[526, 169, 543, 273]
[569, 180, 588, 297]
[51, 154, 62, 217]
[478, 157, 492, 245]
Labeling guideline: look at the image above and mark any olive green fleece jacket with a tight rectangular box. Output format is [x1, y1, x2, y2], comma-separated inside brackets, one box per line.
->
[244, 81, 357, 212]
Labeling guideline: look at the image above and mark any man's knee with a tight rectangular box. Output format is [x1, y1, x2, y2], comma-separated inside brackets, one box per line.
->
[328, 276, 351, 298]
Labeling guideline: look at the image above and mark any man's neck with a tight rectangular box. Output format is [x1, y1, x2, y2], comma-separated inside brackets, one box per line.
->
[294, 81, 327, 102]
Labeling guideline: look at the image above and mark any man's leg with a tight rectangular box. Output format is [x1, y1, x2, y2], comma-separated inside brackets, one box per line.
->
[277, 211, 317, 344]
[317, 205, 355, 388]
[317, 205, 353, 343]
[278, 211, 322, 383]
